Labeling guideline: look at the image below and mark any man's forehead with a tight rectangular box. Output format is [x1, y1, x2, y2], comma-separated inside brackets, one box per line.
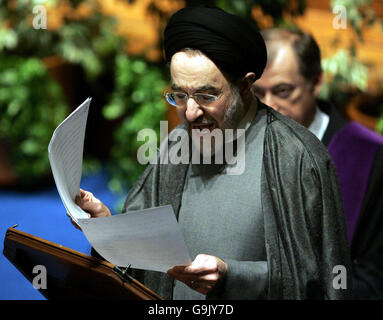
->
[269, 45, 299, 74]
[256, 45, 302, 87]
[170, 51, 227, 91]
[170, 51, 215, 68]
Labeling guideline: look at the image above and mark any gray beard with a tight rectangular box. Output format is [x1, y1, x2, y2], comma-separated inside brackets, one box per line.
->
[222, 85, 246, 130]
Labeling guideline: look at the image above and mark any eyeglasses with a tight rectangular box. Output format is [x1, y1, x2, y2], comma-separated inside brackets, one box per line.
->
[164, 91, 220, 108]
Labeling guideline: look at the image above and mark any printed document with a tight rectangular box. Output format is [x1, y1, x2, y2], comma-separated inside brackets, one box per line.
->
[77, 205, 192, 272]
[48, 98, 191, 272]
[48, 97, 91, 222]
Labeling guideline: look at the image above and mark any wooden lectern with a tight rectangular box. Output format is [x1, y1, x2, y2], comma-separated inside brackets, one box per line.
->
[3, 227, 163, 300]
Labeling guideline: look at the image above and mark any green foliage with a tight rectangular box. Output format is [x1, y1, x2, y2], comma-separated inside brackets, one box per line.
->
[0, 0, 124, 79]
[0, 0, 124, 186]
[319, 49, 368, 107]
[56, 13, 124, 79]
[102, 54, 169, 194]
[0, 55, 67, 185]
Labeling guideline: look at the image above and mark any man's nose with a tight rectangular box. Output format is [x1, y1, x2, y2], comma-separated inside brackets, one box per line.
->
[185, 97, 203, 122]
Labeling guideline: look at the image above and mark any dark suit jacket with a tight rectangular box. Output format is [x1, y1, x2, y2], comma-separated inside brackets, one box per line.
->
[319, 100, 383, 299]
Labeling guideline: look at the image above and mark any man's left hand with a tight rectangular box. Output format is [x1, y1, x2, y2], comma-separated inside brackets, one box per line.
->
[167, 254, 228, 295]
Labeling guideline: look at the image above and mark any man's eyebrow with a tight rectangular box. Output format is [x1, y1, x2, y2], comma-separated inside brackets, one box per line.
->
[194, 85, 218, 92]
[171, 83, 182, 91]
[254, 83, 294, 91]
[271, 83, 295, 90]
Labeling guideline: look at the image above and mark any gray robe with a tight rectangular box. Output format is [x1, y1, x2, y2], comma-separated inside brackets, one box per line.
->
[123, 103, 352, 300]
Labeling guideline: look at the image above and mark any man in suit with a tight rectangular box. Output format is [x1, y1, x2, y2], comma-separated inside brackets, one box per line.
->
[253, 27, 383, 299]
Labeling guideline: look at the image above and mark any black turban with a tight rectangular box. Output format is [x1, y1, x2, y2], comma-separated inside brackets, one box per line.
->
[164, 6, 267, 80]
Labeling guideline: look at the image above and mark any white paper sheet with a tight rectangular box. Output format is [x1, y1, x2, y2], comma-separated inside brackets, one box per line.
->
[48, 98, 92, 223]
[77, 205, 192, 273]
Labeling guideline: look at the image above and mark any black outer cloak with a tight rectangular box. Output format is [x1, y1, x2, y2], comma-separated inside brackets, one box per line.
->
[123, 104, 352, 300]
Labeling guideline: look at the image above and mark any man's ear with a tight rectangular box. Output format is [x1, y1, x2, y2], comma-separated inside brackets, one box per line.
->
[241, 72, 256, 94]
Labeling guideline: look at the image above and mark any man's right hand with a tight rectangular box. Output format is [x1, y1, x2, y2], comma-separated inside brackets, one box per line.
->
[75, 189, 112, 218]
[70, 189, 112, 230]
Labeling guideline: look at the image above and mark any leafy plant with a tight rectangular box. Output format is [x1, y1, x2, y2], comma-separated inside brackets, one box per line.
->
[0, 55, 67, 186]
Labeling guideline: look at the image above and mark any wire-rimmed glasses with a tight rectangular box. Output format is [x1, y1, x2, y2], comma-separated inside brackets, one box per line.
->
[164, 91, 220, 108]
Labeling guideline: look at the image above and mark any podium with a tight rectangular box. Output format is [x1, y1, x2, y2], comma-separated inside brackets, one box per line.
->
[3, 227, 163, 300]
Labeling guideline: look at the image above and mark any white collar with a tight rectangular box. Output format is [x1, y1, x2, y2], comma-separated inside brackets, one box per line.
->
[308, 106, 329, 141]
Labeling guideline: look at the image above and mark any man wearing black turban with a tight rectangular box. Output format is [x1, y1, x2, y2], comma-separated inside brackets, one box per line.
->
[164, 6, 267, 81]
[74, 6, 352, 300]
